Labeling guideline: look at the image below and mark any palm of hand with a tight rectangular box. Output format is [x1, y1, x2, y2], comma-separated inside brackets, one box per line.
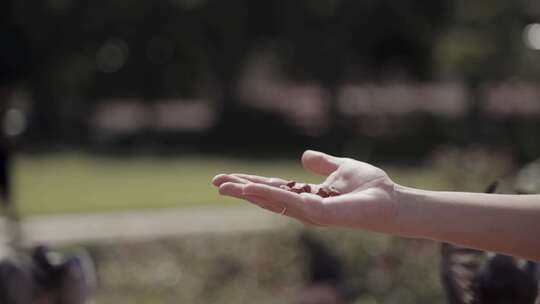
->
[213, 151, 398, 231]
[322, 158, 390, 194]
[313, 157, 397, 230]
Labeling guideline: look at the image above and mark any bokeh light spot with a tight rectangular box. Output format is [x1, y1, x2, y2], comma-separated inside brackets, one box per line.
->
[3, 108, 27, 137]
[96, 39, 129, 73]
[523, 23, 540, 50]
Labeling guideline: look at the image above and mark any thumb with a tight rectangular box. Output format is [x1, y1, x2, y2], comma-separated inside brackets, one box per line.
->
[301, 150, 341, 176]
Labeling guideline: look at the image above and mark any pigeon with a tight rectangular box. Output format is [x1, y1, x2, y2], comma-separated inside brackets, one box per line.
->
[440, 181, 540, 304]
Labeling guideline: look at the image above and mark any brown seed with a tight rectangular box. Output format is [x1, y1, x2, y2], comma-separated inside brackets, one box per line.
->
[301, 184, 312, 193]
[291, 183, 303, 191]
[283, 181, 319, 196]
[316, 188, 330, 198]
[327, 186, 341, 196]
[290, 187, 304, 194]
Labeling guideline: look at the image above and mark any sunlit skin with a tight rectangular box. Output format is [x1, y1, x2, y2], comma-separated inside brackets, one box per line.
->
[213, 150, 540, 261]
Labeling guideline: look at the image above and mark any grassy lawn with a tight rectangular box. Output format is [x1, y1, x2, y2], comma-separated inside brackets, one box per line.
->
[13, 154, 455, 216]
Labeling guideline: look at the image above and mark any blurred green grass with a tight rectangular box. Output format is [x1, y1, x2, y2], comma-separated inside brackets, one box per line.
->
[14, 154, 454, 216]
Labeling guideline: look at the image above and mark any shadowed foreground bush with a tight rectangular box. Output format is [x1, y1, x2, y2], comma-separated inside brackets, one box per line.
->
[88, 226, 443, 304]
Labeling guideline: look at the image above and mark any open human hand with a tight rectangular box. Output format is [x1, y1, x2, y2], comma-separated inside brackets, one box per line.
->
[212, 150, 399, 233]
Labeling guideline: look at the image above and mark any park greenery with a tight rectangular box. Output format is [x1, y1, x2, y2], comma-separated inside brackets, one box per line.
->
[6, 0, 540, 160]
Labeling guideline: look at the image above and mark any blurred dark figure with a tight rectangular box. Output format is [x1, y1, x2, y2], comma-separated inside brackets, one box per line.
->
[0, 1, 33, 302]
[0, 259, 33, 304]
[1, 0, 28, 261]
[1, 4, 96, 302]
[0, 245, 97, 304]
[31, 246, 97, 304]
[440, 181, 540, 304]
[0, 108, 12, 215]
[0, 0, 20, 217]
[294, 232, 358, 304]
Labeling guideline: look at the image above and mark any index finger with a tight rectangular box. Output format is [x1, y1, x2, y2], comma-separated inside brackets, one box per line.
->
[231, 174, 289, 187]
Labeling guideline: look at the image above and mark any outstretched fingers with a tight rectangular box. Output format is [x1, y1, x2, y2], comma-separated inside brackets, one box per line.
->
[243, 183, 328, 225]
[212, 174, 251, 187]
[213, 173, 291, 188]
[212, 174, 327, 226]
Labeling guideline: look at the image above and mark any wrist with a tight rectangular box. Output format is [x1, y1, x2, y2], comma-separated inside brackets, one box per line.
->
[392, 184, 431, 238]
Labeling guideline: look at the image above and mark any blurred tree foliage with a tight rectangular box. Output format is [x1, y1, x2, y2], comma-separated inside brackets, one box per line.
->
[4, 0, 540, 157]
[433, 0, 534, 149]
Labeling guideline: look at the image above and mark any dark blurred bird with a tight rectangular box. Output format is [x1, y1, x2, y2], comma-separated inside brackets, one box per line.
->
[440, 181, 540, 304]
[0, 258, 32, 304]
[31, 245, 97, 304]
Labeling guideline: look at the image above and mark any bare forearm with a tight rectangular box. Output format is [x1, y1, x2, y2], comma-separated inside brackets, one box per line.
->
[394, 185, 540, 261]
